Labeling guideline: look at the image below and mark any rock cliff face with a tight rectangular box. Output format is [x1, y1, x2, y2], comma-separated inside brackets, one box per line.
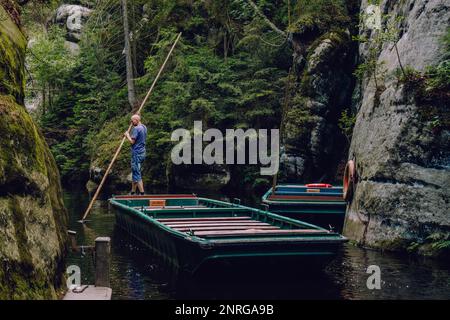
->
[281, 1, 359, 183]
[344, 0, 450, 256]
[55, 4, 92, 42]
[0, 3, 68, 299]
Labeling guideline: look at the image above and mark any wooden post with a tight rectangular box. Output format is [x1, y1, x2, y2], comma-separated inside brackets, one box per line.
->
[68, 230, 78, 251]
[95, 237, 111, 288]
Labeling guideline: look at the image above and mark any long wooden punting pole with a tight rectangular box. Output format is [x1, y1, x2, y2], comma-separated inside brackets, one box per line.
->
[80, 32, 182, 223]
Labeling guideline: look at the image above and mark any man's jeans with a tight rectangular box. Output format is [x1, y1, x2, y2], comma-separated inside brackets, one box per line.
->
[131, 152, 145, 182]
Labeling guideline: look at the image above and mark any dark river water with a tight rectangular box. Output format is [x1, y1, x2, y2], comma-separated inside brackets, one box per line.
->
[64, 190, 450, 300]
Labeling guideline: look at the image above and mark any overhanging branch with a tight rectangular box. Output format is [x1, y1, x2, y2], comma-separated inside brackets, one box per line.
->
[246, 0, 287, 37]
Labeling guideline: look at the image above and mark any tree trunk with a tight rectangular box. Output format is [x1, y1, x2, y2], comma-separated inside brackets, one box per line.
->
[131, 1, 138, 77]
[394, 43, 406, 78]
[373, 64, 378, 89]
[121, 0, 137, 109]
[42, 83, 46, 116]
[223, 32, 227, 62]
[48, 84, 52, 110]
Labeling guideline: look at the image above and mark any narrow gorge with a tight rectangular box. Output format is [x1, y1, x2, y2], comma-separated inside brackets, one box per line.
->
[1, 0, 449, 300]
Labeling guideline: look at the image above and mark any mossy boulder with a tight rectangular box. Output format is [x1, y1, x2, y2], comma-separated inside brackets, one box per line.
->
[282, 27, 356, 182]
[0, 4, 68, 299]
[0, 2, 25, 102]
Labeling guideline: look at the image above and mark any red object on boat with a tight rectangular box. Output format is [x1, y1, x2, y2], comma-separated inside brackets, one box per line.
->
[343, 160, 356, 201]
[305, 183, 333, 188]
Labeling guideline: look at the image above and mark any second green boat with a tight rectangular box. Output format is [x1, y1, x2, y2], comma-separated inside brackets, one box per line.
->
[262, 184, 347, 232]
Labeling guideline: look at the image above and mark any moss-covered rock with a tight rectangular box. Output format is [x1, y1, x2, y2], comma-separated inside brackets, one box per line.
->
[0, 4, 68, 299]
[282, 26, 357, 182]
[280, 0, 360, 183]
[0, 3, 26, 102]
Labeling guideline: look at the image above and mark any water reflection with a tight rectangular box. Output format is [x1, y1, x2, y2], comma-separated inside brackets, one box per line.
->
[328, 245, 450, 299]
[64, 190, 450, 300]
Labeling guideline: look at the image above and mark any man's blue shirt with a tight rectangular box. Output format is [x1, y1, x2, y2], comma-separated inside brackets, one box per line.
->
[131, 124, 147, 155]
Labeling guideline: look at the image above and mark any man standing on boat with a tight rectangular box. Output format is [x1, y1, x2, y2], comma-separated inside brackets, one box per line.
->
[124, 114, 147, 195]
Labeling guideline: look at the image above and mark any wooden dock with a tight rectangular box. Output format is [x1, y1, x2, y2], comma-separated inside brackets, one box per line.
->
[63, 286, 112, 300]
[64, 235, 112, 300]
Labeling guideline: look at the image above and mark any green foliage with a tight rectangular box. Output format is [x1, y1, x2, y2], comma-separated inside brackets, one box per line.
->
[27, 26, 76, 92]
[395, 65, 421, 83]
[409, 28, 450, 93]
[407, 233, 450, 257]
[406, 241, 420, 253]
[443, 27, 450, 59]
[353, 13, 404, 88]
[424, 60, 450, 92]
[40, 32, 126, 181]
[353, 50, 378, 80]
[23, 4, 127, 182]
[338, 109, 356, 142]
[289, 0, 350, 35]
[21, 0, 60, 29]
[427, 233, 450, 252]
[283, 95, 319, 153]
[132, 25, 286, 186]
[380, 16, 404, 43]
[24, 0, 290, 186]
[398, 29, 450, 130]
[413, 64, 449, 131]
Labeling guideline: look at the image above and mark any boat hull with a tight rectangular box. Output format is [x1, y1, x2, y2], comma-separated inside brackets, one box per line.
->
[110, 195, 347, 275]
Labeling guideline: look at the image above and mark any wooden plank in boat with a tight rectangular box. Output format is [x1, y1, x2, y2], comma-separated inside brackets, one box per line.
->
[136, 205, 207, 210]
[144, 203, 209, 208]
[163, 220, 268, 225]
[164, 219, 263, 225]
[173, 226, 280, 232]
[114, 194, 197, 199]
[268, 195, 344, 201]
[157, 217, 252, 222]
[194, 229, 329, 238]
[164, 222, 272, 228]
[144, 207, 248, 211]
[142, 206, 202, 210]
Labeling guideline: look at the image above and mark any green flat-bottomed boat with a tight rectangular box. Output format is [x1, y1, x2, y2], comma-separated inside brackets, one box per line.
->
[262, 184, 347, 232]
[109, 194, 347, 275]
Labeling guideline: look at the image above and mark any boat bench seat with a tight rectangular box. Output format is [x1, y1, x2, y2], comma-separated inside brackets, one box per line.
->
[173, 226, 280, 232]
[164, 222, 273, 228]
[156, 216, 252, 222]
[115, 194, 197, 199]
[136, 205, 208, 210]
[158, 217, 287, 233]
[194, 229, 329, 238]
[268, 195, 344, 201]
